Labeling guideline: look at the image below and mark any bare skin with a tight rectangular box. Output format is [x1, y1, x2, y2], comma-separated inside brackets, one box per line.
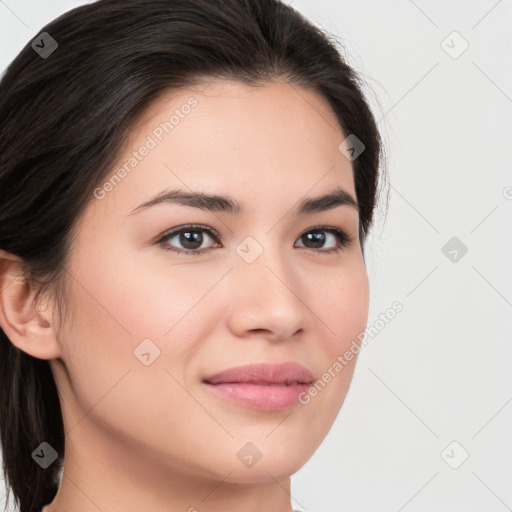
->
[0, 78, 369, 512]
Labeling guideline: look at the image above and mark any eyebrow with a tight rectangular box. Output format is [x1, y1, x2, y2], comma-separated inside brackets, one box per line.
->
[129, 186, 358, 217]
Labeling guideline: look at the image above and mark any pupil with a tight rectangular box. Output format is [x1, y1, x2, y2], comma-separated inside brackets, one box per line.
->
[181, 230, 202, 249]
[306, 231, 325, 248]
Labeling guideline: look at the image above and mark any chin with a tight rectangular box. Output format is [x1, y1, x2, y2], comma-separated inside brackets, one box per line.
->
[219, 444, 312, 483]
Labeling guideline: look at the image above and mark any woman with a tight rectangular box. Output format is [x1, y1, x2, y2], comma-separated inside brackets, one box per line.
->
[0, 0, 387, 511]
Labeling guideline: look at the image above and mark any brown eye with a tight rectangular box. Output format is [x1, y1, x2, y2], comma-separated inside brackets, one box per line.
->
[295, 227, 352, 254]
[157, 225, 221, 255]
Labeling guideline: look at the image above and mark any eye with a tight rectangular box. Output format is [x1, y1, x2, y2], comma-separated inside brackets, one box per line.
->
[295, 226, 353, 254]
[157, 224, 221, 256]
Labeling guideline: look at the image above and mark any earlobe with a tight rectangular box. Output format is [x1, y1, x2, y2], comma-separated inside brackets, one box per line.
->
[0, 250, 62, 360]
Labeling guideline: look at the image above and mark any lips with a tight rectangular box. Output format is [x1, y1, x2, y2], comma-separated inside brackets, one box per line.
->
[203, 362, 314, 386]
[202, 362, 315, 411]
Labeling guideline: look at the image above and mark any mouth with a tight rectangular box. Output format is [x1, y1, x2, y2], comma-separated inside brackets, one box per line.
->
[202, 362, 314, 411]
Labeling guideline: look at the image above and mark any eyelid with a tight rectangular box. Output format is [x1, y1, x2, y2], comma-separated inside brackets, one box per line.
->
[158, 223, 221, 241]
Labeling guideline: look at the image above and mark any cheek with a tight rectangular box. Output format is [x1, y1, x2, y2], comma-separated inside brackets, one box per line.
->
[284, 266, 369, 462]
[60, 248, 223, 400]
[70, 238, 212, 341]
[315, 262, 370, 356]
[57, 266, 204, 441]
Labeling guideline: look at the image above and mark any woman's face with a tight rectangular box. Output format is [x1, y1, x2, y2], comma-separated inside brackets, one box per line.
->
[50, 79, 369, 491]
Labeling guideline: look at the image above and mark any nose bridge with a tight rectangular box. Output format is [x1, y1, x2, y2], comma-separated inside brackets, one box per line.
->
[229, 232, 308, 336]
[235, 232, 295, 292]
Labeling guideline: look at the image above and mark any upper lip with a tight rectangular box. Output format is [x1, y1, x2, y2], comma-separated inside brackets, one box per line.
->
[203, 362, 314, 385]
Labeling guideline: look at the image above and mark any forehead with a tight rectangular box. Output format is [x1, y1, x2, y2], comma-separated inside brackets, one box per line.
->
[90, 79, 356, 221]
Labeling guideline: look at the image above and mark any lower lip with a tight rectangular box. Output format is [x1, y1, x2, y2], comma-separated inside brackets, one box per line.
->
[202, 382, 311, 411]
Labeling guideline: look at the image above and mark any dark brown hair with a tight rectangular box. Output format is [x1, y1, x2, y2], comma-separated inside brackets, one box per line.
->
[0, 0, 387, 510]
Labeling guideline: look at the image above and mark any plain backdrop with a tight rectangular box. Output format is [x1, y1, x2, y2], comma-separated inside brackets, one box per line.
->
[1, 1, 511, 511]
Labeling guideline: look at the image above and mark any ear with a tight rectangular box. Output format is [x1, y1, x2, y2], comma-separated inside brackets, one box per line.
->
[0, 250, 62, 360]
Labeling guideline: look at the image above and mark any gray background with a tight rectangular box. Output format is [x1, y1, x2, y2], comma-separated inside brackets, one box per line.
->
[1, 1, 511, 511]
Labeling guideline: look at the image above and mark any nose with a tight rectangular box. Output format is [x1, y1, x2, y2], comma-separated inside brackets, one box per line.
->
[226, 243, 312, 342]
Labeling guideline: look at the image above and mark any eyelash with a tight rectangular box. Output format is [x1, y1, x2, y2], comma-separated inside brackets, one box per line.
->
[156, 224, 353, 257]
